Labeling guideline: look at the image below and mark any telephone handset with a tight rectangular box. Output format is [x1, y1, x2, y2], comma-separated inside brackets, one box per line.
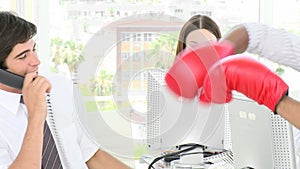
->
[0, 69, 24, 89]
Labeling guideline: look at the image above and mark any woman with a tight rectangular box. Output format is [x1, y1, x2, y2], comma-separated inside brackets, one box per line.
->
[175, 15, 222, 56]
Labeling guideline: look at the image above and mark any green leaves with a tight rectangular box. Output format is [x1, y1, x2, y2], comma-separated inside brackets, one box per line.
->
[50, 37, 85, 72]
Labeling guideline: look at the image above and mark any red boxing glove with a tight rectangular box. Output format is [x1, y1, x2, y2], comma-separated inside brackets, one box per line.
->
[199, 56, 288, 112]
[165, 42, 234, 98]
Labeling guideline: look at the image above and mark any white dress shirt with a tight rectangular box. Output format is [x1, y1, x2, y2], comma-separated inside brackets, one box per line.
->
[0, 74, 98, 169]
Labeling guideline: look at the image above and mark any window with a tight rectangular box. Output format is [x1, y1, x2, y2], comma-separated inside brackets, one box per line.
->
[175, 8, 183, 13]
[121, 52, 129, 61]
[7, 1, 300, 168]
[143, 33, 152, 41]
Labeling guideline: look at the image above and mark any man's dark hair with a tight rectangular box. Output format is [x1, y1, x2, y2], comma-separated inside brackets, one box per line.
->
[0, 11, 37, 69]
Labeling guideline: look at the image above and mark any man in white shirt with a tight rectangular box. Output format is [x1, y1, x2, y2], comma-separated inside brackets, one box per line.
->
[0, 11, 130, 169]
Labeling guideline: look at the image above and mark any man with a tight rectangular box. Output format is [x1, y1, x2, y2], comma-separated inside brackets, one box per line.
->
[0, 11, 130, 169]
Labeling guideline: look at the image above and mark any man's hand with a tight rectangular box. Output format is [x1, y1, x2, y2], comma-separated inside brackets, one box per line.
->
[22, 72, 52, 123]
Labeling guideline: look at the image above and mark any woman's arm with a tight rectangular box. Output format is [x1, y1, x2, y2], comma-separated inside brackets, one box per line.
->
[220, 24, 249, 54]
[221, 23, 300, 72]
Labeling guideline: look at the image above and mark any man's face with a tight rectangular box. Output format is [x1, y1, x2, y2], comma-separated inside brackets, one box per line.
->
[5, 39, 40, 76]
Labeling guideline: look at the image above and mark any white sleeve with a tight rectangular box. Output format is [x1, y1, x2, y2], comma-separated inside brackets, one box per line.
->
[244, 23, 300, 72]
[75, 120, 99, 162]
[73, 86, 99, 162]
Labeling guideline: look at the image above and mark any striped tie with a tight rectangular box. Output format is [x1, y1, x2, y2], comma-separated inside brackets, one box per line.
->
[42, 122, 63, 169]
[20, 96, 63, 169]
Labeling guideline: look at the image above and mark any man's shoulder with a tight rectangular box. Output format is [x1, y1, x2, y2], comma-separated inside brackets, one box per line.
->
[43, 73, 74, 85]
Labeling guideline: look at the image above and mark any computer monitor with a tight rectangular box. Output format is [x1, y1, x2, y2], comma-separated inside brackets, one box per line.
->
[228, 91, 296, 168]
[146, 69, 225, 151]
